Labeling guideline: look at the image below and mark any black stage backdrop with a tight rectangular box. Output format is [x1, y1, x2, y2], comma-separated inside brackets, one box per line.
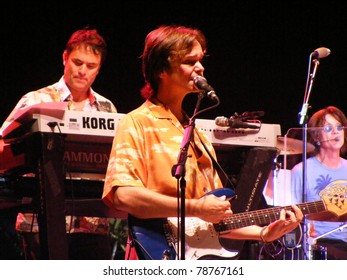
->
[2, 0, 347, 136]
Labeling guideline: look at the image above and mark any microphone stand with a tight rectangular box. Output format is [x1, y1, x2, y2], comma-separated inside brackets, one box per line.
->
[171, 92, 220, 260]
[171, 92, 204, 260]
[297, 56, 321, 259]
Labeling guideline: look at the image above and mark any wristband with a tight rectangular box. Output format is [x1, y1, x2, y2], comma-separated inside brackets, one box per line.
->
[260, 226, 270, 244]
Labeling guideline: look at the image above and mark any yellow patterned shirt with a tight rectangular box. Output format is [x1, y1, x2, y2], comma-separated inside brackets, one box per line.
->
[1, 76, 117, 134]
[102, 99, 223, 210]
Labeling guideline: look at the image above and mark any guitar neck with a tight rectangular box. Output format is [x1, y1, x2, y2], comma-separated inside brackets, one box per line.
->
[214, 200, 326, 233]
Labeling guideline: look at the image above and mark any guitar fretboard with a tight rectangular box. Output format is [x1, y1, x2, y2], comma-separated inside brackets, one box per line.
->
[214, 200, 326, 233]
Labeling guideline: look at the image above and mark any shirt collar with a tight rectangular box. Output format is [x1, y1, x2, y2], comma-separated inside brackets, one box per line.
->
[145, 99, 188, 130]
[56, 76, 99, 106]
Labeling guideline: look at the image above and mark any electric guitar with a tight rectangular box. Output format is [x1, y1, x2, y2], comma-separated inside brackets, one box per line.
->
[129, 180, 347, 260]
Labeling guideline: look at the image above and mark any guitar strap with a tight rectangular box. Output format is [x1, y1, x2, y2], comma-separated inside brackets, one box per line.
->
[195, 129, 236, 191]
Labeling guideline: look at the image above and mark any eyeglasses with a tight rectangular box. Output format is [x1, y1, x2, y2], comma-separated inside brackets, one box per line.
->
[323, 125, 344, 133]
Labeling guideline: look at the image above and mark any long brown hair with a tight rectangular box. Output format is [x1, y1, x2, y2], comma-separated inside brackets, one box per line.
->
[140, 25, 207, 99]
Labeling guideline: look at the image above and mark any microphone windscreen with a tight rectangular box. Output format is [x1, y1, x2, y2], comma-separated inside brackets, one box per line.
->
[312, 47, 331, 59]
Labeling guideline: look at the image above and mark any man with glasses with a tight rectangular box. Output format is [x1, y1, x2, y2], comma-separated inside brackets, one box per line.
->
[291, 105, 347, 259]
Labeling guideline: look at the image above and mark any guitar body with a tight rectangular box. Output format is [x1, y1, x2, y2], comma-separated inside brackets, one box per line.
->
[129, 188, 239, 260]
[129, 216, 174, 260]
[128, 182, 347, 260]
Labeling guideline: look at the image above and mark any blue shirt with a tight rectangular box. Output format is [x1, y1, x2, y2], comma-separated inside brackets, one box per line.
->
[291, 156, 347, 242]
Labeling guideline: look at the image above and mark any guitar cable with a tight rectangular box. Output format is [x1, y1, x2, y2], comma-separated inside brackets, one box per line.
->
[258, 239, 284, 260]
[281, 223, 303, 260]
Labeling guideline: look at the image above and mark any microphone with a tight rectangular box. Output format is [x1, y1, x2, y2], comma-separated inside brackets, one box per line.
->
[312, 47, 331, 59]
[316, 136, 341, 146]
[215, 116, 260, 129]
[330, 136, 341, 142]
[193, 76, 219, 102]
[320, 136, 341, 143]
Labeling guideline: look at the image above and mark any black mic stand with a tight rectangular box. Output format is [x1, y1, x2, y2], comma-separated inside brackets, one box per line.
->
[171, 92, 220, 260]
[171, 93, 204, 260]
[297, 55, 321, 259]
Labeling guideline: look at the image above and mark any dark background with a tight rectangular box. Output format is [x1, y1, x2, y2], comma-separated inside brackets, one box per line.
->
[2, 1, 347, 135]
[1, 0, 346, 261]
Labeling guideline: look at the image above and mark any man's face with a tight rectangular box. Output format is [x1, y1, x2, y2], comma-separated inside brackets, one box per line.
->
[63, 45, 102, 94]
